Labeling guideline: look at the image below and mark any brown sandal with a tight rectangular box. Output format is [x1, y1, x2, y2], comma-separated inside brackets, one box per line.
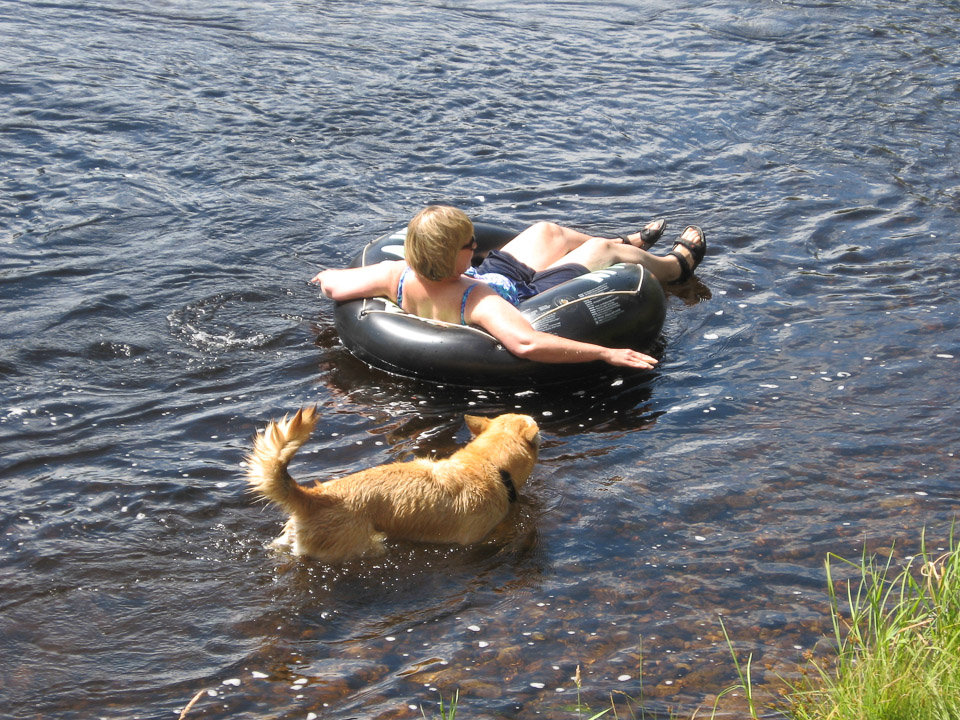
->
[618, 218, 666, 251]
[667, 226, 706, 283]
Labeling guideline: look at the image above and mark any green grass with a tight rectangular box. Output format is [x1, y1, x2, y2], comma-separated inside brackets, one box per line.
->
[779, 530, 960, 720]
[712, 616, 758, 719]
[422, 689, 459, 720]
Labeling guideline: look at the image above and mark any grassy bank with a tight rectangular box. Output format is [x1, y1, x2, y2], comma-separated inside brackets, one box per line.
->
[779, 531, 960, 720]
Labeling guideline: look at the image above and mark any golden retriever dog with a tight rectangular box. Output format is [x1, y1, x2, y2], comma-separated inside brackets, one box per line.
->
[246, 407, 540, 562]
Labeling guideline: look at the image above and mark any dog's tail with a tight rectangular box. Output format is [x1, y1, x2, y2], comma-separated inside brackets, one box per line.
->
[246, 406, 328, 516]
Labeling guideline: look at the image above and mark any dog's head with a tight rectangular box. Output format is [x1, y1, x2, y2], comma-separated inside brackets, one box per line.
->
[464, 413, 541, 491]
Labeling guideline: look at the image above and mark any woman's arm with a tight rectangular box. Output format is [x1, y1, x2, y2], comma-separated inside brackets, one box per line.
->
[310, 261, 405, 303]
[467, 290, 659, 370]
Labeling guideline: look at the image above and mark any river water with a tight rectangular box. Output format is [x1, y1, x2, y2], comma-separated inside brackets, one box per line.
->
[2, 1, 959, 718]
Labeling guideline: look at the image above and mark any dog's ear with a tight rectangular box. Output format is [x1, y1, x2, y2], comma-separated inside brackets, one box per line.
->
[522, 421, 540, 446]
[464, 414, 490, 436]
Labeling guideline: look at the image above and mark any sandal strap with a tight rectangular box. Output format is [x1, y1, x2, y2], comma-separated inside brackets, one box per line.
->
[671, 227, 705, 262]
[617, 219, 666, 249]
[668, 226, 706, 283]
[618, 232, 654, 250]
[668, 249, 693, 283]
[641, 218, 665, 243]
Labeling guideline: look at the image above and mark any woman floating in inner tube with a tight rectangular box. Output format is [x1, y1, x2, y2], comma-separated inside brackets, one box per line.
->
[311, 205, 706, 371]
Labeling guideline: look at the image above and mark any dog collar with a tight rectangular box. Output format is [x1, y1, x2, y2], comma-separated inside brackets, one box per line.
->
[499, 469, 518, 503]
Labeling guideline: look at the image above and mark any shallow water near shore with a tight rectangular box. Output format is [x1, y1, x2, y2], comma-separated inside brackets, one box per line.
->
[2, 1, 959, 718]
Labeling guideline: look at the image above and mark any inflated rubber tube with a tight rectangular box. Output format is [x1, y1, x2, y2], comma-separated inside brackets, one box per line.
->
[332, 222, 667, 386]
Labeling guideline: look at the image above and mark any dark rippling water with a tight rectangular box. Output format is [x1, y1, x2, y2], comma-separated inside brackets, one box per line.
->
[2, 1, 959, 718]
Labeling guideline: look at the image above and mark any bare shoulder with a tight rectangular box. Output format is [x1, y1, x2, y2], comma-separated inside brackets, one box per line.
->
[363, 260, 407, 298]
[375, 259, 407, 282]
[464, 286, 524, 326]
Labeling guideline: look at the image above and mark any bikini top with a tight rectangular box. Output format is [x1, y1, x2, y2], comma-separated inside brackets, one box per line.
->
[396, 266, 520, 325]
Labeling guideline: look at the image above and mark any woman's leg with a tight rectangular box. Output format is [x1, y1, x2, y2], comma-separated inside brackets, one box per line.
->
[499, 220, 664, 271]
[553, 226, 706, 284]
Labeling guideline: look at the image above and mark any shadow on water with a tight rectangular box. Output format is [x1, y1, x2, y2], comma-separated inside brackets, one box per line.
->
[261, 526, 547, 636]
[169, 523, 554, 719]
[312, 336, 666, 439]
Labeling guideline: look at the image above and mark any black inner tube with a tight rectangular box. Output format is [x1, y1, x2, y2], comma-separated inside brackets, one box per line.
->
[332, 223, 667, 386]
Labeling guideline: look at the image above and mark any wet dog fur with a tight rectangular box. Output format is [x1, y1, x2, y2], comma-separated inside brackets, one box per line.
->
[246, 407, 541, 562]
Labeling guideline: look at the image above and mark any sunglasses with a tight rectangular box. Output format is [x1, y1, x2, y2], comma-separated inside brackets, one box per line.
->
[461, 235, 478, 250]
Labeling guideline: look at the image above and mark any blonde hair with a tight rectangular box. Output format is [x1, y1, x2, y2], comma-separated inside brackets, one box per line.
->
[405, 205, 474, 281]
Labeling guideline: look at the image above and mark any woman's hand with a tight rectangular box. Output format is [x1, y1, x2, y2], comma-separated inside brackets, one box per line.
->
[599, 347, 659, 370]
